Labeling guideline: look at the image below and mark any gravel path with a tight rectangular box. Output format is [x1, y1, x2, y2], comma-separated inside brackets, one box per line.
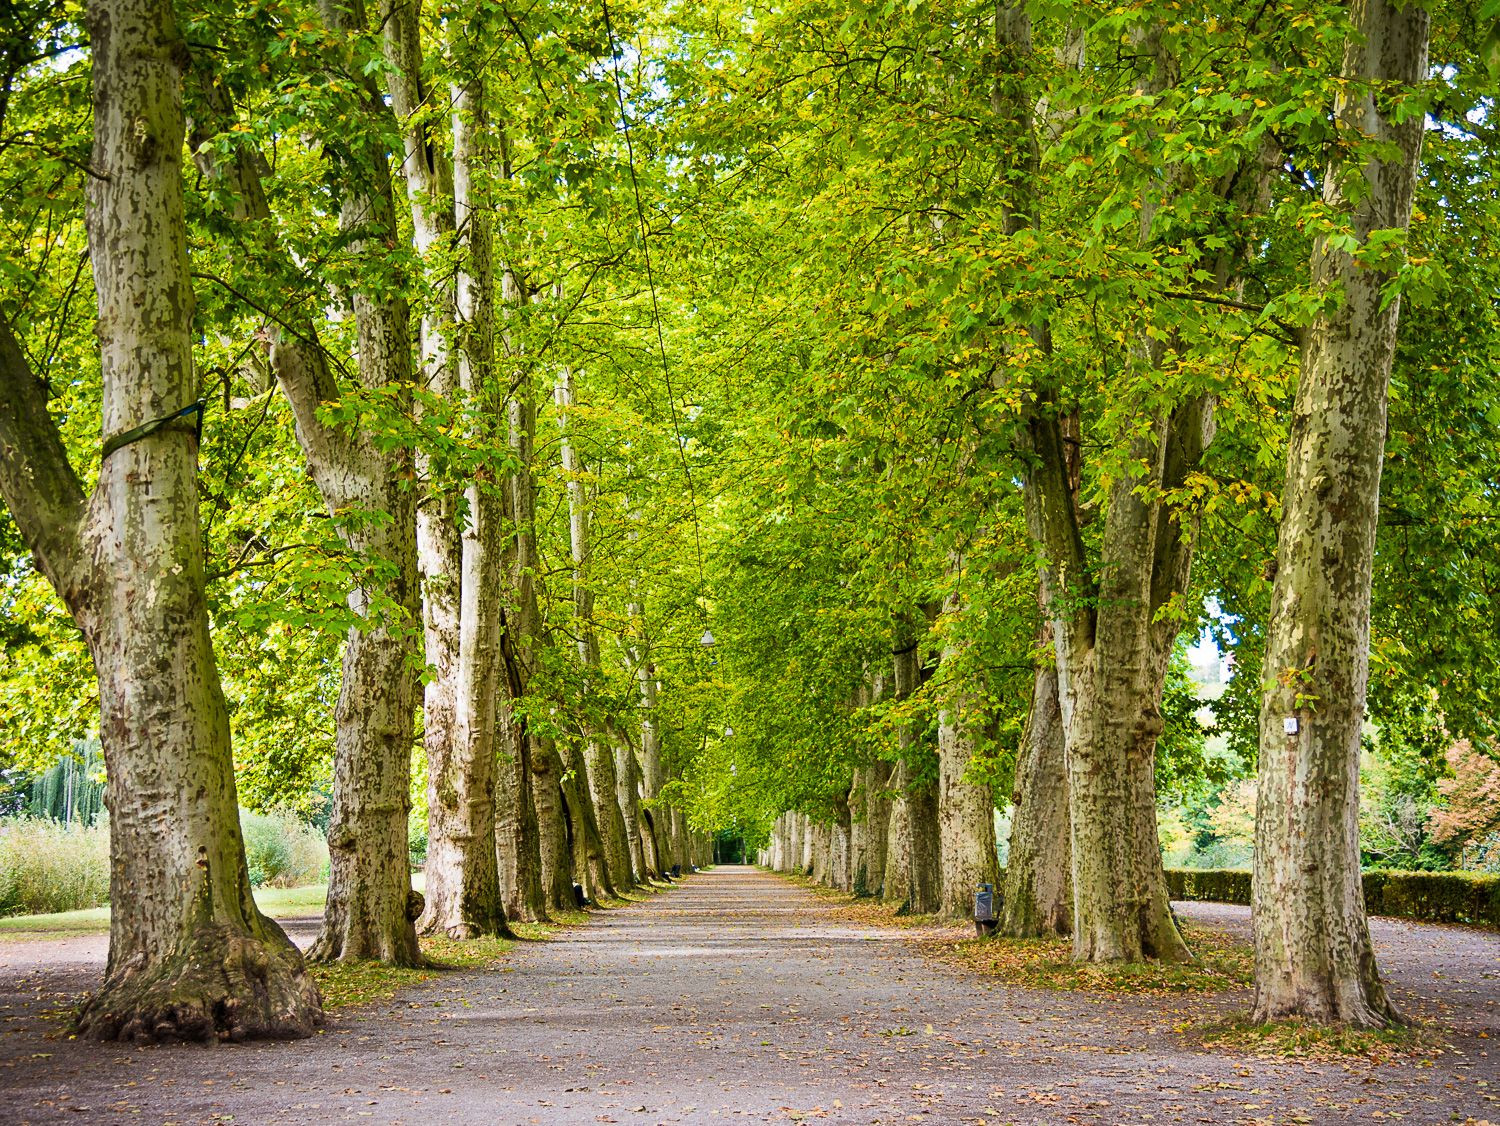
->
[0, 866, 1495, 1125]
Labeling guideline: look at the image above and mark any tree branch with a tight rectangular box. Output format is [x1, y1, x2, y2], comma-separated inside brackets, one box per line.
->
[0, 310, 89, 603]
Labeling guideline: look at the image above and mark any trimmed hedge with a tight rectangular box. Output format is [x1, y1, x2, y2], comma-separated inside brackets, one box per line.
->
[1164, 867, 1500, 929]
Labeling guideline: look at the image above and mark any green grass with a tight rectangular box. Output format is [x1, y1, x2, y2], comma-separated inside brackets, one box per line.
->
[312, 933, 516, 1010]
[0, 905, 111, 936]
[1198, 1016, 1449, 1060]
[937, 923, 1254, 995]
[0, 883, 331, 938]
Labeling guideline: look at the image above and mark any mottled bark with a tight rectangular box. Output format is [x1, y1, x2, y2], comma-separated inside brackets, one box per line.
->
[1252, 0, 1427, 1029]
[858, 761, 893, 896]
[630, 640, 674, 879]
[561, 736, 616, 901]
[556, 366, 634, 890]
[936, 573, 1001, 920]
[295, 0, 423, 967]
[495, 340, 550, 922]
[614, 734, 649, 882]
[0, 0, 320, 1041]
[1001, 662, 1071, 937]
[184, 0, 420, 966]
[888, 620, 940, 914]
[411, 50, 508, 939]
[528, 736, 575, 913]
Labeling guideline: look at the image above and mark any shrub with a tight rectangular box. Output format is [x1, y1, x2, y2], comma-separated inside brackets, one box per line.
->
[1165, 866, 1500, 929]
[1165, 868, 1253, 905]
[0, 816, 111, 915]
[239, 808, 327, 888]
[408, 813, 427, 870]
[1363, 869, 1500, 928]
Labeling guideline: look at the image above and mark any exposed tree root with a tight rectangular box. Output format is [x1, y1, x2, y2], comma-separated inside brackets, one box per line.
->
[77, 923, 322, 1044]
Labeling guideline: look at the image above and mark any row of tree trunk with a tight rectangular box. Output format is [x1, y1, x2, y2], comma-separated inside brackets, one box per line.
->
[0, 0, 716, 1042]
[767, 0, 1431, 1012]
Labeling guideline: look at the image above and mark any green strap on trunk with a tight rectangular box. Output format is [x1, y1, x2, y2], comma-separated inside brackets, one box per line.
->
[101, 399, 205, 462]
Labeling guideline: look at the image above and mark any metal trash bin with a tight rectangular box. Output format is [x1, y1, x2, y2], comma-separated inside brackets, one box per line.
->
[974, 882, 998, 937]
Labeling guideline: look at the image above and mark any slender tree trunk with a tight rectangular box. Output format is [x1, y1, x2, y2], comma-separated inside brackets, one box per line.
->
[1252, 0, 1427, 1028]
[556, 366, 634, 890]
[0, 0, 321, 1039]
[831, 785, 853, 892]
[379, 0, 472, 939]
[495, 321, 550, 922]
[861, 761, 893, 896]
[1001, 661, 1071, 937]
[630, 634, 672, 879]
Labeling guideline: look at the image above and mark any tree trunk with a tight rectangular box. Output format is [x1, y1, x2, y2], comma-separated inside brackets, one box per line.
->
[888, 619, 940, 914]
[883, 783, 910, 904]
[627, 628, 671, 880]
[494, 332, 550, 922]
[560, 736, 616, 901]
[556, 366, 634, 891]
[615, 735, 650, 882]
[0, 0, 321, 1041]
[184, 0, 421, 967]
[831, 786, 853, 892]
[296, 0, 422, 967]
[672, 807, 693, 874]
[417, 59, 510, 941]
[528, 736, 576, 913]
[936, 576, 1000, 921]
[859, 761, 893, 896]
[1001, 662, 1072, 937]
[382, 0, 462, 938]
[1252, 0, 1427, 1028]
[1049, 459, 1192, 964]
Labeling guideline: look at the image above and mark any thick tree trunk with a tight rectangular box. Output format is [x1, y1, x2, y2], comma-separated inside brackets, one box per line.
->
[936, 577, 1001, 921]
[672, 807, 694, 874]
[1001, 662, 1071, 937]
[561, 738, 616, 901]
[0, 0, 322, 1041]
[859, 761, 893, 896]
[493, 620, 548, 922]
[528, 737, 576, 912]
[249, 0, 424, 969]
[1008, 10, 1267, 963]
[883, 783, 910, 904]
[400, 24, 509, 940]
[187, 0, 422, 967]
[902, 765, 941, 914]
[887, 620, 940, 914]
[420, 65, 513, 935]
[1251, 0, 1427, 1029]
[849, 768, 871, 893]
[1051, 465, 1192, 965]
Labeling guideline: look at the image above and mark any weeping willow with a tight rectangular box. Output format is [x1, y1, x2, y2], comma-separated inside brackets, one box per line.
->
[28, 738, 105, 826]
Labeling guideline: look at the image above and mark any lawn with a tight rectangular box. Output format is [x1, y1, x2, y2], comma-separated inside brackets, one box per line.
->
[0, 883, 332, 938]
